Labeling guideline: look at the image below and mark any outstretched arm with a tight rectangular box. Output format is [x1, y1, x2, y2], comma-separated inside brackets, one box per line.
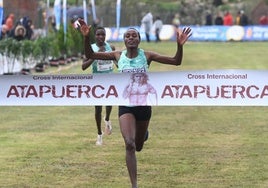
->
[78, 19, 93, 59]
[147, 27, 192, 66]
[78, 19, 117, 61]
[173, 27, 192, 65]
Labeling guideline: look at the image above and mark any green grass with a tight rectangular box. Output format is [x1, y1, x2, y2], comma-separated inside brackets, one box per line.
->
[1, 42, 268, 187]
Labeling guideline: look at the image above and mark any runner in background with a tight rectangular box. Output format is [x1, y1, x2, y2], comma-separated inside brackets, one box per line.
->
[82, 26, 116, 146]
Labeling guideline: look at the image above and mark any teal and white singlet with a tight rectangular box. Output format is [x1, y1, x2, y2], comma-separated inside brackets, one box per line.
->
[117, 48, 148, 73]
[91, 42, 114, 73]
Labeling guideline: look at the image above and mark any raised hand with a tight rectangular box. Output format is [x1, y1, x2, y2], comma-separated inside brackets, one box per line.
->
[78, 18, 91, 37]
[177, 27, 192, 45]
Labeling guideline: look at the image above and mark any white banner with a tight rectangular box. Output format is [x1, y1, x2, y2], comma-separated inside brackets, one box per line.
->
[1, 70, 268, 106]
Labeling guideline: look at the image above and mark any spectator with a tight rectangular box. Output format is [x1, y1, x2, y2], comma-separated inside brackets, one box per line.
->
[153, 16, 163, 42]
[14, 24, 26, 41]
[24, 19, 34, 40]
[214, 12, 223, 25]
[235, 11, 241, 25]
[259, 13, 268, 25]
[205, 11, 213, 25]
[239, 10, 248, 26]
[0, 24, 9, 40]
[5, 13, 15, 32]
[223, 11, 233, 26]
[141, 11, 153, 42]
[172, 13, 181, 28]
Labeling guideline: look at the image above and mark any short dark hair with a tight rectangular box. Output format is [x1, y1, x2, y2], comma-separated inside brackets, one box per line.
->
[95, 26, 106, 34]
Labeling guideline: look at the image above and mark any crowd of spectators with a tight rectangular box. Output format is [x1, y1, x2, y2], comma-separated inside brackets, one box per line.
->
[205, 10, 248, 26]
[1, 10, 267, 42]
[211, 10, 268, 26]
[201, 10, 267, 26]
[171, 8, 268, 27]
[1, 13, 34, 41]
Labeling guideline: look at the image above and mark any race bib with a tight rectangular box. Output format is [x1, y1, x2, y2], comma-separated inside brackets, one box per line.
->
[96, 60, 114, 72]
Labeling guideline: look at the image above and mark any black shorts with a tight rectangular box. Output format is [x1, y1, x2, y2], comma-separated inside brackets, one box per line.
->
[118, 106, 152, 121]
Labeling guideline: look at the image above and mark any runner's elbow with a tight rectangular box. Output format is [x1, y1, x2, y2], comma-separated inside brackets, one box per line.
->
[174, 61, 182, 66]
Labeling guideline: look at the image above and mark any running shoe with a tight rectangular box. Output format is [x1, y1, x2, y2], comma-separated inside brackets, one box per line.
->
[96, 134, 103, 145]
[104, 119, 112, 135]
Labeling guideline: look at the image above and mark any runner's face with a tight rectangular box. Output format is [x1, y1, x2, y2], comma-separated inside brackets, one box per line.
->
[124, 29, 140, 48]
[95, 29, 106, 46]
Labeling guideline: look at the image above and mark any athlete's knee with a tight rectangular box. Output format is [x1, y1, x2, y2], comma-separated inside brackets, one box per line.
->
[125, 138, 136, 152]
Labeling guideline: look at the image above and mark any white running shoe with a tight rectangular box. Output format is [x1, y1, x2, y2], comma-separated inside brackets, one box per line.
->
[96, 134, 103, 146]
[104, 119, 112, 135]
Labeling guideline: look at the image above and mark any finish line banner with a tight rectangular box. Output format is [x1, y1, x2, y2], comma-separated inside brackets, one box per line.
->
[1, 70, 268, 106]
